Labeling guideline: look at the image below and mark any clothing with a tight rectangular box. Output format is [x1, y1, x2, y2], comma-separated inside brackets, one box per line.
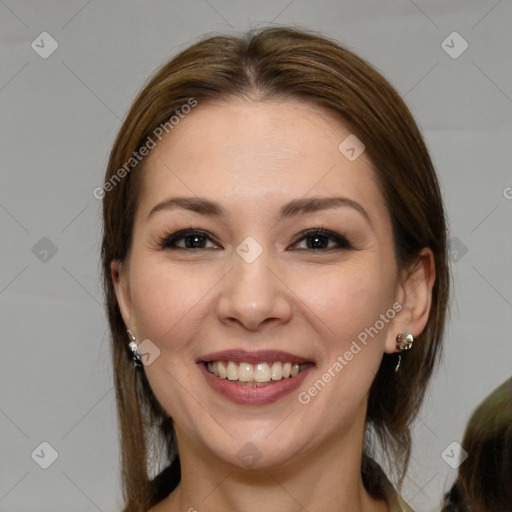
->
[380, 471, 415, 512]
[362, 455, 415, 512]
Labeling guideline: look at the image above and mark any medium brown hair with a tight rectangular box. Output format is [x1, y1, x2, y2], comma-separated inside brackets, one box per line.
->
[101, 26, 450, 511]
[441, 377, 512, 512]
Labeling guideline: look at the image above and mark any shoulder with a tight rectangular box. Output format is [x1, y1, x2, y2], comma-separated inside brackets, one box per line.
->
[395, 494, 416, 512]
[364, 457, 415, 512]
[380, 477, 416, 512]
[146, 484, 180, 512]
[147, 494, 174, 512]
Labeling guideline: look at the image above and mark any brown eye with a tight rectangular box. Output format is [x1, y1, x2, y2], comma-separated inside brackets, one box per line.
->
[160, 229, 220, 250]
[292, 228, 352, 251]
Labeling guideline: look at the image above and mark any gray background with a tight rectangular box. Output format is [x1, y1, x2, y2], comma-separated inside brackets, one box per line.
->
[1, 1, 511, 511]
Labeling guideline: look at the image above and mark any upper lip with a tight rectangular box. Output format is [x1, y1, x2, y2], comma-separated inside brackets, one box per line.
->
[197, 349, 313, 365]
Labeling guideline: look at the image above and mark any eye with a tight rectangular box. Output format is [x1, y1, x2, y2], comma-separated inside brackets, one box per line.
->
[158, 227, 352, 252]
[291, 227, 352, 251]
[159, 229, 220, 250]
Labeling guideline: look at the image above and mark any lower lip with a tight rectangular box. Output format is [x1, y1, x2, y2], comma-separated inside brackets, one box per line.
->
[197, 362, 314, 405]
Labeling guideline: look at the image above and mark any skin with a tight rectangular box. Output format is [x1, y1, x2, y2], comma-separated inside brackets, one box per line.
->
[111, 97, 435, 512]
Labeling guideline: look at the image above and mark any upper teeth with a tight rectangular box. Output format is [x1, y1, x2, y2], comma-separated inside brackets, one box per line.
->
[207, 361, 304, 383]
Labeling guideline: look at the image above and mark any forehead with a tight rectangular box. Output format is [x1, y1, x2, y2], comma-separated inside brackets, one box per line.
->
[136, 97, 388, 223]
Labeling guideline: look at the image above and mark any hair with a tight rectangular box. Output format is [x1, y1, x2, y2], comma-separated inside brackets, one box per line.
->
[100, 25, 450, 512]
[441, 377, 512, 512]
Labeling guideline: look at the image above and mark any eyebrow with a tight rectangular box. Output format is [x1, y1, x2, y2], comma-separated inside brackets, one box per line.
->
[147, 196, 373, 227]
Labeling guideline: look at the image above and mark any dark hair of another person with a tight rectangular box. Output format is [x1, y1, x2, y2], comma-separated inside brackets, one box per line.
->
[441, 377, 512, 512]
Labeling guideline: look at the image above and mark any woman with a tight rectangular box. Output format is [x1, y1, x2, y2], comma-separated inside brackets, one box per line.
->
[101, 26, 449, 512]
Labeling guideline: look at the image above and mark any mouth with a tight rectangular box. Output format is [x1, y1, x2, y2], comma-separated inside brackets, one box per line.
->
[197, 349, 315, 405]
[203, 360, 309, 386]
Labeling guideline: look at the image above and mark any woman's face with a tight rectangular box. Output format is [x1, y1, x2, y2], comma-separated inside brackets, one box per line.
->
[113, 97, 409, 470]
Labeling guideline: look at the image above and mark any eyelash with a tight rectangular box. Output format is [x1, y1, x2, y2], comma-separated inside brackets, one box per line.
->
[158, 226, 352, 252]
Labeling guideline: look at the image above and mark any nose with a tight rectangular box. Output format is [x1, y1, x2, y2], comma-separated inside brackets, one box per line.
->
[216, 245, 293, 332]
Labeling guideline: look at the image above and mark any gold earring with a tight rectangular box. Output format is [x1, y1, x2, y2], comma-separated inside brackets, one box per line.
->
[394, 333, 414, 372]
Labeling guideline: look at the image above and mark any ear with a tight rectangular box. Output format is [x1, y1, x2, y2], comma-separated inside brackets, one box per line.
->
[110, 259, 135, 332]
[384, 248, 436, 354]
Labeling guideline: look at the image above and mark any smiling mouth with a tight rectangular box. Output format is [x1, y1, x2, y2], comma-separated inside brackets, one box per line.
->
[205, 361, 310, 386]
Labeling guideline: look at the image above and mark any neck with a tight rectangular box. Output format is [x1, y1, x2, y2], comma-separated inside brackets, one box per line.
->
[159, 411, 388, 512]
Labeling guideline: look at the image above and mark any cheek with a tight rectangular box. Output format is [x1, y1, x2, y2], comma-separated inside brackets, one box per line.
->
[297, 259, 396, 346]
[293, 263, 396, 426]
[128, 258, 214, 344]
[127, 259, 215, 415]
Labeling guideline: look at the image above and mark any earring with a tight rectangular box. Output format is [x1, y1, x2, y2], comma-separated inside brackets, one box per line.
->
[127, 329, 143, 369]
[394, 333, 414, 372]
